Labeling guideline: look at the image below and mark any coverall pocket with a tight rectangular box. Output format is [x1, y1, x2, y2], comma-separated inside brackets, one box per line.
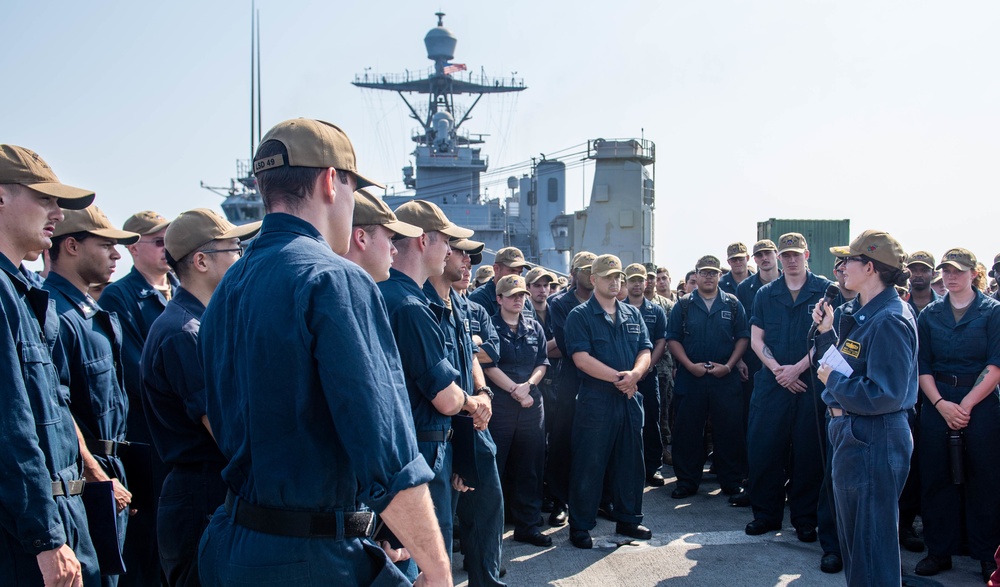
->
[20, 342, 62, 425]
[83, 355, 116, 417]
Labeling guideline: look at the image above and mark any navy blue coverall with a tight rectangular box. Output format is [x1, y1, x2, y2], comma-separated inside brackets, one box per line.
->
[198, 214, 433, 586]
[140, 287, 227, 587]
[544, 287, 585, 506]
[565, 296, 652, 531]
[815, 286, 918, 586]
[1, 257, 99, 586]
[485, 312, 549, 537]
[45, 271, 130, 585]
[917, 290, 1000, 564]
[666, 291, 750, 493]
[632, 297, 667, 479]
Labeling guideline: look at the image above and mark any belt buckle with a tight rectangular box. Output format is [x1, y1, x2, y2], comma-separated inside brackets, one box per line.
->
[445, 429, 454, 442]
[363, 513, 376, 538]
[948, 374, 959, 386]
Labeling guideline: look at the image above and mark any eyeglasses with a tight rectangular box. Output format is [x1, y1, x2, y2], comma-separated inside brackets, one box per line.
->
[450, 247, 471, 257]
[200, 248, 243, 258]
[697, 270, 719, 278]
[843, 256, 866, 264]
[139, 238, 165, 248]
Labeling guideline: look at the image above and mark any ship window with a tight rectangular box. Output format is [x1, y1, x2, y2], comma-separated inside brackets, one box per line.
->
[547, 178, 559, 203]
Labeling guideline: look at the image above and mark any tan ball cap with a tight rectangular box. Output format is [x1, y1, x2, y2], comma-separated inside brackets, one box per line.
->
[905, 251, 936, 270]
[696, 255, 723, 272]
[525, 266, 557, 285]
[451, 238, 485, 254]
[752, 239, 778, 254]
[936, 248, 977, 271]
[123, 210, 170, 236]
[777, 233, 808, 254]
[496, 274, 530, 297]
[624, 263, 648, 280]
[393, 200, 473, 239]
[591, 254, 625, 278]
[495, 247, 529, 268]
[252, 118, 383, 189]
[0, 145, 95, 210]
[727, 242, 749, 259]
[475, 265, 495, 285]
[572, 251, 597, 272]
[165, 208, 262, 261]
[53, 205, 140, 244]
[352, 188, 421, 238]
[829, 230, 906, 270]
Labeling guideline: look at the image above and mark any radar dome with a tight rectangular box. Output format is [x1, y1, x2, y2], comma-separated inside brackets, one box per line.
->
[425, 13, 457, 62]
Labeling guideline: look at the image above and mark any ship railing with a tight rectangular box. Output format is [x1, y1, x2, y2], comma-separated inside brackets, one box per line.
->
[354, 69, 525, 89]
[587, 138, 655, 163]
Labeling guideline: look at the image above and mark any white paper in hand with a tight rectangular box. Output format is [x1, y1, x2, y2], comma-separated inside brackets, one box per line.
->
[821, 345, 854, 377]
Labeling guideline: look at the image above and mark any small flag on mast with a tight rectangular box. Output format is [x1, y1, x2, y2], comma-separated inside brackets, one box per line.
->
[443, 63, 467, 75]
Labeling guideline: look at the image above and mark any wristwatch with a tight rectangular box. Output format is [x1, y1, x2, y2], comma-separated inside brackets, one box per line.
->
[474, 386, 494, 399]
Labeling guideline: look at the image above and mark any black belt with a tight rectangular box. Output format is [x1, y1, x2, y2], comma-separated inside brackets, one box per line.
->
[86, 438, 127, 457]
[416, 429, 453, 443]
[52, 479, 86, 497]
[224, 491, 375, 539]
[934, 372, 979, 388]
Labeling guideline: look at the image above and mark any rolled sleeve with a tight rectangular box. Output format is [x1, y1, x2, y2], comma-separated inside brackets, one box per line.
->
[390, 303, 460, 401]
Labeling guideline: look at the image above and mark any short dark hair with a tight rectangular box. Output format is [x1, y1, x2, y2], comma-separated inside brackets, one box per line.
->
[254, 140, 348, 213]
[165, 248, 194, 280]
[49, 232, 93, 262]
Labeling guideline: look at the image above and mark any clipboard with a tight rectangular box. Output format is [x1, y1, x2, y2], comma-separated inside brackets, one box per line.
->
[82, 480, 126, 576]
[450, 413, 479, 487]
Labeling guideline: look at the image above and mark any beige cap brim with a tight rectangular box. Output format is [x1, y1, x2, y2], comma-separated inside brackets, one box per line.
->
[503, 260, 530, 268]
[451, 238, 485, 254]
[220, 220, 263, 242]
[907, 261, 934, 269]
[829, 245, 853, 257]
[936, 261, 973, 271]
[439, 223, 474, 239]
[26, 182, 96, 210]
[355, 171, 384, 190]
[780, 247, 807, 254]
[91, 228, 141, 245]
[594, 270, 625, 278]
[384, 219, 422, 238]
[697, 268, 722, 273]
[502, 287, 530, 296]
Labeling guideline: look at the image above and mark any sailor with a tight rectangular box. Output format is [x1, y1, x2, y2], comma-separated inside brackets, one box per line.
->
[732, 239, 780, 506]
[744, 233, 836, 564]
[525, 267, 559, 418]
[565, 254, 653, 549]
[473, 265, 495, 291]
[99, 209, 176, 587]
[198, 119, 449, 585]
[140, 209, 260, 587]
[813, 230, 918, 587]
[468, 246, 534, 318]
[624, 263, 669, 486]
[343, 188, 421, 282]
[666, 255, 750, 499]
[46, 205, 140, 586]
[544, 251, 596, 527]
[655, 266, 676, 302]
[719, 242, 751, 295]
[484, 274, 550, 548]
[0, 145, 100, 586]
[379, 198, 492, 561]
[422, 233, 506, 587]
[993, 254, 1000, 302]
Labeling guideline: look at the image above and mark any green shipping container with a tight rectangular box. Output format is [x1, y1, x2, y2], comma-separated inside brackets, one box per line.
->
[757, 218, 851, 282]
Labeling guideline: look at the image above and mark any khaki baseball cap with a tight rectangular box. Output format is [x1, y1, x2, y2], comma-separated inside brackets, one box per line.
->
[352, 188, 421, 238]
[496, 274, 530, 297]
[252, 118, 383, 189]
[474, 265, 495, 285]
[752, 239, 778, 254]
[696, 255, 723, 272]
[727, 242, 749, 259]
[624, 263, 648, 280]
[936, 248, 977, 271]
[777, 233, 808, 254]
[494, 247, 529, 268]
[591, 254, 625, 278]
[905, 251, 936, 270]
[525, 266, 557, 284]
[931, 271, 942, 284]
[393, 200, 473, 239]
[558, 276, 568, 287]
[53, 205, 140, 244]
[165, 208, 262, 261]
[572, 251, 597, 272]
[450, 238, 485, 254]
[123, 210, 170, 236]
[0, 145, 95, 210]
[829, 230, 906, 270]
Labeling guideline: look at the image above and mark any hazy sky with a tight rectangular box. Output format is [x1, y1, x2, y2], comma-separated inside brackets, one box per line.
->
[5, 1, 999, 277]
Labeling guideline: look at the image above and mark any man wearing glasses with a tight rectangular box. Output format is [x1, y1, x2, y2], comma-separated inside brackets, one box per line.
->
[100, 210, 178, 586]
[666, 256, 749, 500]
[140, 209, 260, 586]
